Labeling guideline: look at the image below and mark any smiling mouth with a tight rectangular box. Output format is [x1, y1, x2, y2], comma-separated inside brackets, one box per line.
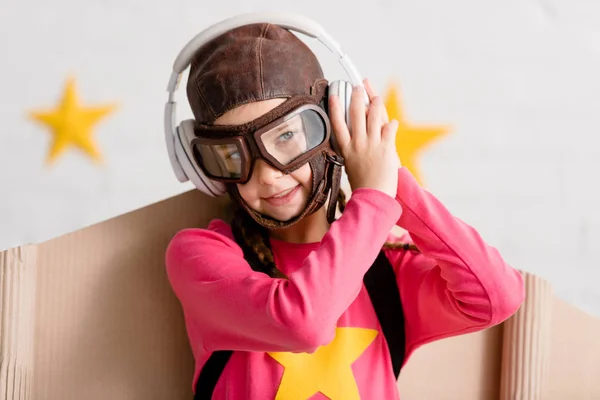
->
[261, 185, 301, 207]
[265, 186, 298, 199]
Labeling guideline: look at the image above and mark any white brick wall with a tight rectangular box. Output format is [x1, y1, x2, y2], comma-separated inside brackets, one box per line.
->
[1, 0, 599, 316]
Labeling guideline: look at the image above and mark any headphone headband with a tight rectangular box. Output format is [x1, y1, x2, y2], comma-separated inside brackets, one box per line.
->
[164, 13, 363, 185]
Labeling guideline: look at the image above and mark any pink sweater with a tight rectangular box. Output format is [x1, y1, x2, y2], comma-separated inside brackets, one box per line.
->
[166, 167, 525, 399]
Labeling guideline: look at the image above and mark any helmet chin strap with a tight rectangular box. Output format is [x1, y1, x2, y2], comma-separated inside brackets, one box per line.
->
[226, 149, 344, 230]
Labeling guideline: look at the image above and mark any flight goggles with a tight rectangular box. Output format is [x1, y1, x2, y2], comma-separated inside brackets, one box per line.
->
[191, 98, 331, 184]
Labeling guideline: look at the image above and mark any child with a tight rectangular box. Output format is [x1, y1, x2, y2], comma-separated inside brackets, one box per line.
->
[165, 21, 524, 400]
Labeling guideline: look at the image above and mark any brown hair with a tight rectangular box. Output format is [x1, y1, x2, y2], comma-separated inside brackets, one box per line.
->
[230, 189, 420, 279]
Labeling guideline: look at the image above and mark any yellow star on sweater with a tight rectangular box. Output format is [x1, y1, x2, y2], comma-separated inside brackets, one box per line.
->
[29, 76, 116, 164]
[385, 83, 449, 185]
[268, 327, 378, 400]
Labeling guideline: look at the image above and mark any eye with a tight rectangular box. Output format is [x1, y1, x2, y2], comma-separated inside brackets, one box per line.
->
[226, 151, 241, 160]
[277, 131, 295, 142]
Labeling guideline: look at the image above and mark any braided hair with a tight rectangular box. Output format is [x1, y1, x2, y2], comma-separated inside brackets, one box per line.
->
[229, 189, 419, 278]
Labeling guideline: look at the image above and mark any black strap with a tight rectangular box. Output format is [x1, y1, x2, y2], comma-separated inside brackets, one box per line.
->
[194, 250, 405, 398]
[194, 350, 233, 399]
[363, 250, 406, 378]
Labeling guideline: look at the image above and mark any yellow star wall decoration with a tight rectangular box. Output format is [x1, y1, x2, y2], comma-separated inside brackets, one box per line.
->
[29, 76, 116, 165]
[384, 82, 450, 185]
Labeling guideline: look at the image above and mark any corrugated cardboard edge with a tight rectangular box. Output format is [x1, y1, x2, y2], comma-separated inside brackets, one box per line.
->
[500, 271, 553, 399]
[1, 245, 37, 400]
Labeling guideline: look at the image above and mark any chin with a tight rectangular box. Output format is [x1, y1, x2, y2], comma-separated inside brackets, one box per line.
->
[264, 206, 303, 222]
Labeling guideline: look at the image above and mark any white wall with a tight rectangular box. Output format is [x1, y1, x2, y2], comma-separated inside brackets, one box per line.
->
[1, 0, 599, 317]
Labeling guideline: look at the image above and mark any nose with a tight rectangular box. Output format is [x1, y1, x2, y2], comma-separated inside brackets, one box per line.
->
[253, 159, 283, 186]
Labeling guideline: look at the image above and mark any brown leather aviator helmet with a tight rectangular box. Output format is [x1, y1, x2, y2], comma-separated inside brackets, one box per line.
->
[186, 23, 343, 229]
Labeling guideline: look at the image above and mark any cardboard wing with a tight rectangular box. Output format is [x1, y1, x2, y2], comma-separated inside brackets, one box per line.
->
[1, 189, 599, 399]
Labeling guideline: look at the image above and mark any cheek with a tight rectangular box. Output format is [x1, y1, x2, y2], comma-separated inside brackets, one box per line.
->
[236, 182, 257, 205]
[292, 163, 313, 192]
[235, 163, 313, 205]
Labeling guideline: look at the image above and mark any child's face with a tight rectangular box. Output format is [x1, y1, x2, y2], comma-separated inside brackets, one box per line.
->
[213, 99, 313, 222]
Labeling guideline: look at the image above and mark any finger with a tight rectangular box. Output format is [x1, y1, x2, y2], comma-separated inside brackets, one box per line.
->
[381, 100, 389, 124]
[365, 79, 389, 124]
[364, 78, 376, 102]
[328, 95, 351, 150]
[363, 79, 375, 122]
[349, 85, 367, 144]
[367, 96, 385, 144]
[381, 119, 399, 145]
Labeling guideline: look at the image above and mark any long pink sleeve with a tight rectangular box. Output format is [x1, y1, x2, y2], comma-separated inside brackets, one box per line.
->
[386, 168, 525, 359]
[165, 189, 401, 355]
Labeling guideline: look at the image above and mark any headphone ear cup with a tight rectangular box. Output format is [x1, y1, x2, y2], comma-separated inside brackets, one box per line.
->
[176, 120, 226, 197]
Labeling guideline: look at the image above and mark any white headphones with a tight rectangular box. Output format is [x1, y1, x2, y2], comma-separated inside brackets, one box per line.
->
[164, 12, 365, 197]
